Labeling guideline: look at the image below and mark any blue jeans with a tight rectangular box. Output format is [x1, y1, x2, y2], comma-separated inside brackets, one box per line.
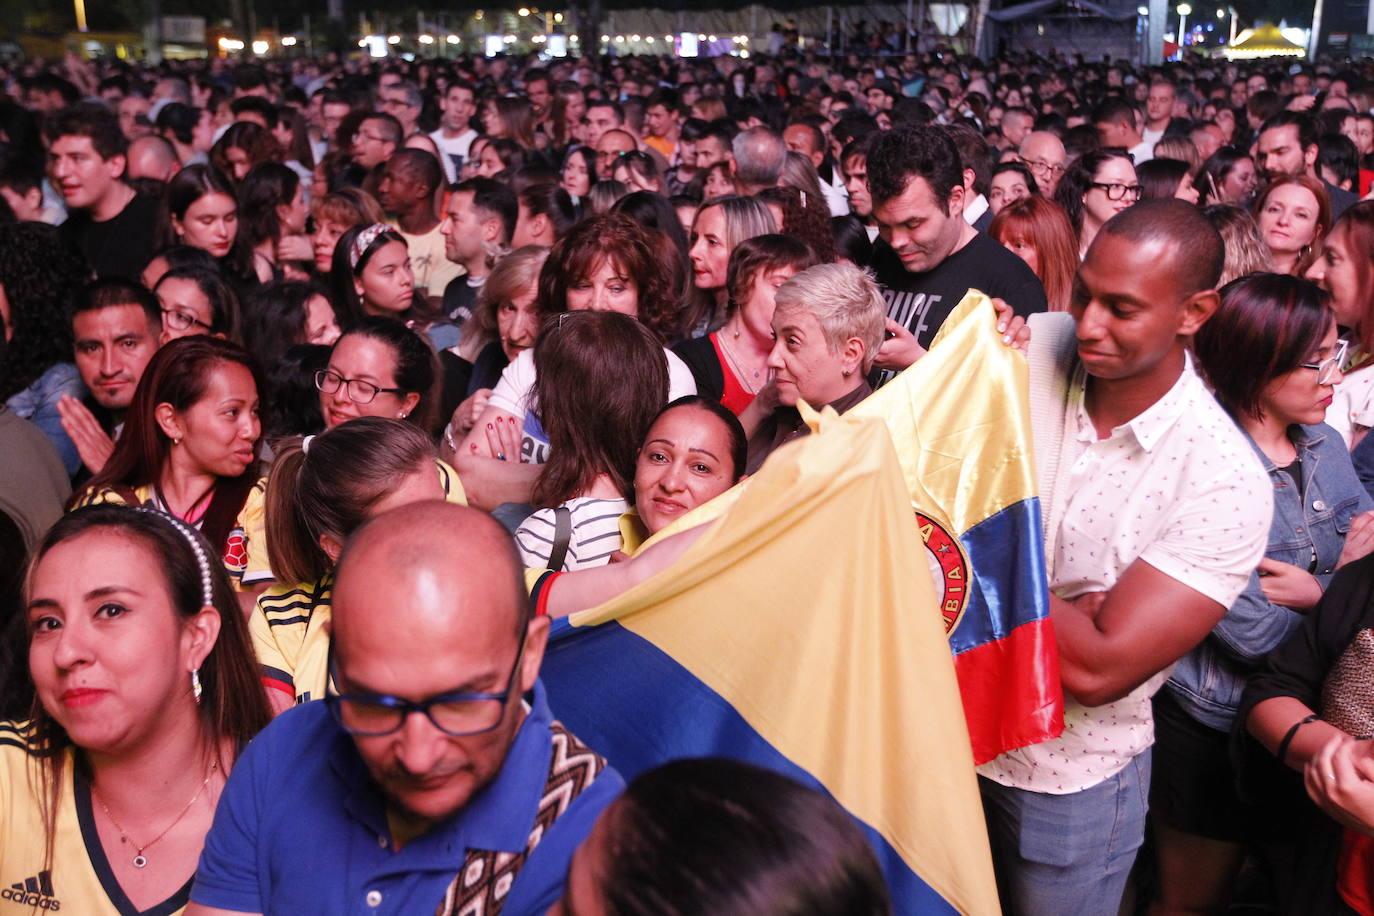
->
[979, 749, 1152, 916]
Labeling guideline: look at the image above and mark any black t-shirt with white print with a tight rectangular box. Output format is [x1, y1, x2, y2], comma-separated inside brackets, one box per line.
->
[871, 230, 1049, 351]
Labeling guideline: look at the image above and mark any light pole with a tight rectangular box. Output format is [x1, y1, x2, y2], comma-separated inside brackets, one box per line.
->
[1176, 2, 1192, 52]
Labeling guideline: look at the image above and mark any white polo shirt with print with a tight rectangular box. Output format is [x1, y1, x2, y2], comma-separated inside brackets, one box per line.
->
[979, 354, 1271, 795]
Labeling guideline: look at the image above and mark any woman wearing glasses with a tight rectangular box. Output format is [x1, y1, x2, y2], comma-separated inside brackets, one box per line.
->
[253, 418, 463, 713]
[1254, 175, 1330, 277]
[1152, 273, 1374, 915]
[1053, 149, 1140, 259]
[154, 264, 243, 345]
[316, 316, 441, 436]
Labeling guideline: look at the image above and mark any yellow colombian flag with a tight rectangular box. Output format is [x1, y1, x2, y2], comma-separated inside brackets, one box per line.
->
[541, 395, 1001, 914]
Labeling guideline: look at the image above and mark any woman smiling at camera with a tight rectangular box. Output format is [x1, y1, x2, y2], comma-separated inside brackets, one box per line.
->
[1, 504, 268, 915]
[621, 396, 747, 551]
[740, 263, 886, 475]
[316, 316, 441, 436]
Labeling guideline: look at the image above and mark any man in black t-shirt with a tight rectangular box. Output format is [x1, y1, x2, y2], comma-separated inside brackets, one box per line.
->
[47, 103, 158, 280]
[867, 126, 1047, 381]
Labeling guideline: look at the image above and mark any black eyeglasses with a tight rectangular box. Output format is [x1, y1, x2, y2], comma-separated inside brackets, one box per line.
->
[314, 369, 406, 405]
[161, 308, 212, 333]
[324, 639, 526, 737]
[1090, 182, 1144, 201]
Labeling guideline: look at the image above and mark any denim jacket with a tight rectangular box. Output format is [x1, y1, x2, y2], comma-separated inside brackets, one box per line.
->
[1167, 422, 1373, 731]
[5, 362, 85, 476]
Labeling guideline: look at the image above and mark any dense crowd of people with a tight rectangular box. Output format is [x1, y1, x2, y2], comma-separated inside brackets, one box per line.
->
[6, 41, 1374, 915]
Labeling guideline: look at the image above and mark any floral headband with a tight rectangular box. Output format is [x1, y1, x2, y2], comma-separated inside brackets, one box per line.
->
[350, 223, 393, 271]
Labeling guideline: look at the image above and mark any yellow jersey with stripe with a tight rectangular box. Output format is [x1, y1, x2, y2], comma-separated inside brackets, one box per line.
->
[249, 460, 467, 706]
[0, 721, 190, 915]
[73, 483, 264, 592]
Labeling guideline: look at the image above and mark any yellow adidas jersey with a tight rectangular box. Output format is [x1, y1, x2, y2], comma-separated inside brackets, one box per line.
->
[0, 722, 189, 915]
[249, 460, 466, 706]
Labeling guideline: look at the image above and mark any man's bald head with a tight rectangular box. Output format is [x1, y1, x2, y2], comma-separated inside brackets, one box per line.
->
[332, 502, 545, 826]
[335, 502, 527, 646]
[126, 134, 180, 182]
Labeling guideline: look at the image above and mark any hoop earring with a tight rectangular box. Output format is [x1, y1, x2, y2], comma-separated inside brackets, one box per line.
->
[191, 668, 202, 705]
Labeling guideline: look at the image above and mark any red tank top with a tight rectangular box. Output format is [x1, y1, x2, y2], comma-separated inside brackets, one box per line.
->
[711, 332, 756, 417]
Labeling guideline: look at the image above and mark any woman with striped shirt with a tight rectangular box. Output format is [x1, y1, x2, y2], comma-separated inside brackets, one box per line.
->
[513, 311, 668, 571]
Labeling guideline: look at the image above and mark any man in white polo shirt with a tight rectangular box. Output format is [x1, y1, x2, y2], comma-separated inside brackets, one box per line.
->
[978, 200, 1272, 915]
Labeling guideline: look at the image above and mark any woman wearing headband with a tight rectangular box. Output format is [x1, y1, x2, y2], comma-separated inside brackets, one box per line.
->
[329, 222, 415, 328]
[331, 222, 459, 350]
[3, 504, 268, 913]
[251, 418, 464, 713]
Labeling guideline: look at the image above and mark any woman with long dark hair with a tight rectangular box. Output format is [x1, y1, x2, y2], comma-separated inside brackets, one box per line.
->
[157, 164, 254, 286]
[1053, 147, 1139, 257]
[237, 162, 311, 284]
[73, 337, 265, 592]
[3, 505, 269, 913]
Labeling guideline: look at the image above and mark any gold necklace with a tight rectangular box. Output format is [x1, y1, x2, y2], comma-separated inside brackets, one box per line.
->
[92, 761, 219, 869]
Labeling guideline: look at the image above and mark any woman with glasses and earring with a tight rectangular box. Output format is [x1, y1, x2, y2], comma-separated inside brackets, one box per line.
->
[1152, 273, 1374, 916]
[73, 337, 267, 609]
[1254, 175, 1331, 277]
[253, 418, 463, 715]
[1053, 148, 1140, 259]
[316, 315, 441, 436]
[2, 505, 269, 915]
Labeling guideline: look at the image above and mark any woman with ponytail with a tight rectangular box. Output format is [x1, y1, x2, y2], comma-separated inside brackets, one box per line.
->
[250, 417, 465, 714]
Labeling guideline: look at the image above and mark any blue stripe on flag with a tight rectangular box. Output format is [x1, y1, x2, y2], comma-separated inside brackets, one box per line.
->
[543, 619, 960, 915]
[947, 497, 1050, 655]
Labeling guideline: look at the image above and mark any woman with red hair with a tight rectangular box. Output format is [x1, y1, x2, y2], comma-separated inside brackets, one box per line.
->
[990, 196, 1079, 312]
[1253, 175, 1331, 277]
[453, 213, 697, 511]
[1310, 202, 1374, 448]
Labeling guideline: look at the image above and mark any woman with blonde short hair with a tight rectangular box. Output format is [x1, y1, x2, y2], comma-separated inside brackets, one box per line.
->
[741, 263, 885, 473]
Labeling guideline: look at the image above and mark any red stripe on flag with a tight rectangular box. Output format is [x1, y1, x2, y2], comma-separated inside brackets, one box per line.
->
[955, 617, 1064, 765]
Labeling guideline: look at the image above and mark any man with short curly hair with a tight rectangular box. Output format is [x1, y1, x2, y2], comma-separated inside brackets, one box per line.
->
[866, 125, 1046, 381]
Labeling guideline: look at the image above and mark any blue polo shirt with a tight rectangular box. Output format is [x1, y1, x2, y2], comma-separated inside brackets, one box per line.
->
[190, 681, 622, 915]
